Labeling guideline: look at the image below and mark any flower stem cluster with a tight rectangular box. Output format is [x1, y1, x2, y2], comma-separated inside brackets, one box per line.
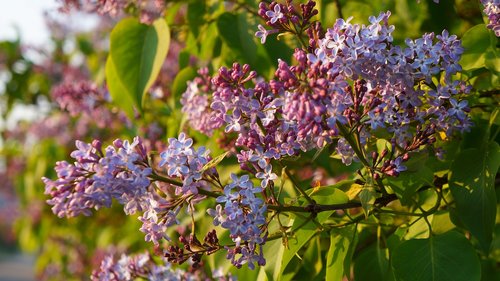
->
[164, 230, 220, 267]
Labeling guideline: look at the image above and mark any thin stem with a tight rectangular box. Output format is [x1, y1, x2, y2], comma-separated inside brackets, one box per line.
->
[337, 122, 370, 167]
[279, 162, 316, 205]
[150, 172, 183, 187]
[337, 122, 389, 194]
[267, 194, 398, 214]
[196, 188, 221, 199]
[291, 23, 309, 48]
[334, 0, 343, 19]
[150, 172, 221, 198]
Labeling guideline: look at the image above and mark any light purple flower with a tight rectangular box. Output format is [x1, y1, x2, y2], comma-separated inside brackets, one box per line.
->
[266, 4, 284, 24]
[255, 164, 278, 188]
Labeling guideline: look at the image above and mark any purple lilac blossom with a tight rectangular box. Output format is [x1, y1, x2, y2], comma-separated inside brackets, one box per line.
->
[158, 133, 213, 195]
[58, 0, 166, 24]
[181, 10, 471, 184]
[207, 12, 470, 169]
[208, 174, 267, 269]
[91, 253, 183, 281]
[138, 197, 181, 245]
[481, 0, 500, 36]
[255, 24, 278, 44]
[43, 137, 152, 218]
[181, 68, 222, 136]
[51, 81, 107, 117]
[92, 252, 238, 280]
[51, 80, 123, 129]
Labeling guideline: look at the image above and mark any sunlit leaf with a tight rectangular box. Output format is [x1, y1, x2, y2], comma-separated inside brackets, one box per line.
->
[106, 17, 170, 118]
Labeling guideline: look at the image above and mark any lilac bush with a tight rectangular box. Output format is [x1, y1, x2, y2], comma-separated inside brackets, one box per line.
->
[3, 0, 498, 280]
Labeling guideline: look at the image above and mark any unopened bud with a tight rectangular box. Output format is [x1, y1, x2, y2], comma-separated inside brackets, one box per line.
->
[380, 149, 388, 158]
[113, 139, 123, 148]
[402, 153, 410, 161]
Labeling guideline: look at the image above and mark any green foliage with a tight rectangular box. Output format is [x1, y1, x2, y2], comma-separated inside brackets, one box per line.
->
[106, 18, 170, 119]
[326, 225, 356, 281]
[354, 243, 393, 281]
[392, 231, 481, 281]
[449, 127, 499, 252]
[461, 24, 495, 71]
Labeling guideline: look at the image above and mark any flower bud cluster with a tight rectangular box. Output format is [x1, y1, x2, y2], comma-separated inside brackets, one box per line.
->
[164, 230, 220, 266]
[43, 137, 152, 217]
[256, 0, 318, 43]
[208, 174, 267, 269]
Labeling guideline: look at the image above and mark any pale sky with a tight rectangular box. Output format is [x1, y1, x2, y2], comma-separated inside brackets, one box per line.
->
[0, 0, 60, 45]
[0, 1, 65, 131]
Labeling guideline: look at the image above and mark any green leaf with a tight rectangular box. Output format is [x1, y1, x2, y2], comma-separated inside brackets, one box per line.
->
[107, 17, 170, 117]
[354, 243, 392, 281]
[262, 238, 286, 281]
[302, 236, 323, 278]
[201, 151, 230, 173]
[386, 152, 434, 206]
[485, 48, 500, 74]
[279, 219, 317, 279]
[106, 56, 135, 118]
[200, 22, 222, 60]
[359, 185, 377, 216]
[308, 184, 349, 223]
[449, 141, 500, 252]
[279, 187, 348, 279]
[392, 231, 481, 281]
[187, 1, 206, 37]
[460, 24, 491, 71]
[171, 66, 197, 106]
[217, 12, 257, 66]
[326, 225, 356, 281]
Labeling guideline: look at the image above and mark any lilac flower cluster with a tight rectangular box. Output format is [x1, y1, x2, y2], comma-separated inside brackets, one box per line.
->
[92, 251, 237, 281]
[181, 68, 221, 136]
[182, 9, 471, 175]
[159, 133, 214, 195]
[482, 0, 500, 36]
[310, 12, 471, 136]
[208, 174, 267, 269]
[51, 80, 116, 128]
[58, 0, 166, 24]
[43, 137, 152, 217]
[91, 252, 185, 281]
[138, 195, 180, 246]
